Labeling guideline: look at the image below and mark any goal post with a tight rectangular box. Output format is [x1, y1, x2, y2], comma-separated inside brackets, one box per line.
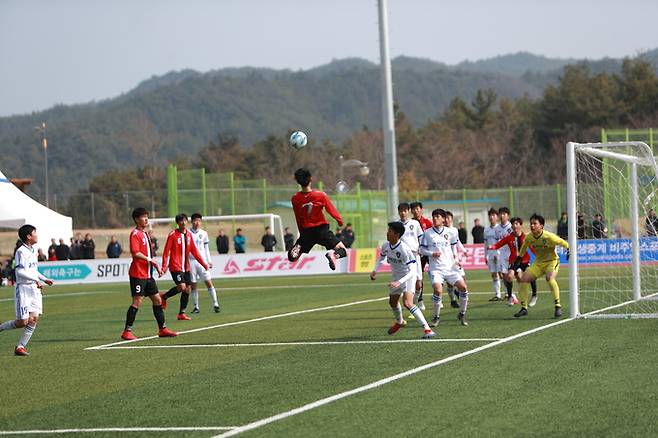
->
[149, 213, 286, 252]
[567, 141, 658, 319]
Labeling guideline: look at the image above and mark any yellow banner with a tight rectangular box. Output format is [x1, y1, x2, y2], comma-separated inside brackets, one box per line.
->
[352, 248, 377, 273]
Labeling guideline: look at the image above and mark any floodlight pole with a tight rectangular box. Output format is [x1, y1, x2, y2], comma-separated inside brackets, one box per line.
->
[378, 0, 398, 219]
[36, 122, 49, 208]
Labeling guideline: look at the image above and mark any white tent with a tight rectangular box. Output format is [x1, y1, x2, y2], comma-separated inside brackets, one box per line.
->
[0, 170, 73, 251]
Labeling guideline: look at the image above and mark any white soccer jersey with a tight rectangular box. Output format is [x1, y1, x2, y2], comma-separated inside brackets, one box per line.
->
[400, 219, 423, 254]
[374, 240, 417, 282]
[496, 222, 513, 259]
[484, 225, 500, 257]
[189, 227, 212, 265]
[14, 244, 48, 285]
[419, 226, 458, 271]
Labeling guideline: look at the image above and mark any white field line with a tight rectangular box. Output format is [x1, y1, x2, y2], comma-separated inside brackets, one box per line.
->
[0, 426, 236, 435]
[212, 317, 575, 438]
[86, 297, 390, 350]
[100, 338, 502, 350]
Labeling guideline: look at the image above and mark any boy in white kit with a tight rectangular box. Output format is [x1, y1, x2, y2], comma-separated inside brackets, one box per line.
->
[420, 209, 471, 327]
[370, 222, 435, 339]
[444, 211, 468, 309]
[0, 224, 53, 356]
[397, 203, 425, 312]
[189, 213, 220, 313]
[484, 208, 503, 301]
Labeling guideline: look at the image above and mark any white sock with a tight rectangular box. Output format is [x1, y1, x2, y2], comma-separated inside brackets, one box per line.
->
[391, 303, 403, 323]
[18, 324, 35, 348]
[191, 289, 199, 308]
[409, 305, 430, 329]
[493, 278, 501, 297]
[207, 287, 218, 307]
[459, 291, 469, 314]
[432, 294, 442, 318]
[0, 320, 17, 331]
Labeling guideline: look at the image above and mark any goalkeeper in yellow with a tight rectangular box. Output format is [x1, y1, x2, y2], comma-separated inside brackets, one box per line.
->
[512, 213, 569, 318]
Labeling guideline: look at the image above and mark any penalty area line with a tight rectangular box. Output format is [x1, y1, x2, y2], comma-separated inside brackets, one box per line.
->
[97, 338, 502, 350]
[0, 426, 236, 435]
[212, 317, 575, 438]
[86, 296, 389, 350]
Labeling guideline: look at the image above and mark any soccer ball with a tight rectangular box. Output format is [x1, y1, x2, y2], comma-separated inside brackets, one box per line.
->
[289, 131, 308, 149]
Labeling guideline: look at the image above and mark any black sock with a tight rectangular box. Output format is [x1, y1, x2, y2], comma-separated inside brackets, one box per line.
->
[334, 247, 347, 258]
[164, 286, 179, 299]
[504, 280, 513, 298]
[180, 293, 189, 313]
[531, 280, 537, 296]
[152, 305, 166, 329]
[125, 306, 138, 330]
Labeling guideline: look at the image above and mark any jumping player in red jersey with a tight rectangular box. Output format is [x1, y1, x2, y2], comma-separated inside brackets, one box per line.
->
[487, 217, 538, 307]
[121, 207, 176, 340]
[160, 214, 209, 321]
[289, 168, 348, 270]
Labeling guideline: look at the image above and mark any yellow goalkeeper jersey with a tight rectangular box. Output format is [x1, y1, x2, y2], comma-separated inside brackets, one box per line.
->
[519, 230, 569, 264]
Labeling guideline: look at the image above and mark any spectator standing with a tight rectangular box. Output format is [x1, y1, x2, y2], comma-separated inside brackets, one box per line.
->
[48, 238, 57, 256]
[233, 228, 246, 253]
[47, 247, 57, 261]
[458, 221, 467, 244]
[471, 218, 484, 244]
[283, 227, 295, 252]
[81, 233, 96, 259]
[106, 235, 122, 258]
[260, 227, 277, 252]
[645, 209, 658, 236]
[335, 227, 343, 243]
[69, 237, 81, 260]
[55, 238, 70, 260]
[557, 212, 568, 240]
[341, 223, 355, 248]
[37, 248, 47, 262]
[577, 213, 587, 239]
[216, 229, 229, 254]
[591, 214, 608, 239]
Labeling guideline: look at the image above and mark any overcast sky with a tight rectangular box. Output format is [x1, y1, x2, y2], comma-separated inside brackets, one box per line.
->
[1, 0, 657, 117]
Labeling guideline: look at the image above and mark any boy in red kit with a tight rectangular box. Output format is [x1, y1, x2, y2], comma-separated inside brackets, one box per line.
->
[288, 168, 348, 270]
[160, 214, 209, 320]
[121, 207, 176, 340]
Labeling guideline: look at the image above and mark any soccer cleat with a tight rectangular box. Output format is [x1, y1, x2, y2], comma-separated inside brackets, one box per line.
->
[407, 313, 416, 320]
[159, 292, 168, 310]
[529, 294, 538, 307]
[514, 308, 528, 318]
[450, 299, 459, 309]
[121, 330, 137, 340]
[191, 307, 200, 314]
[429, 315, 440, 327]
[422, 329, 435, 339]
[387, 322, 405, 335]
[158, 327, 177, 337]
[214, 305, 221, 313]
[507, 295, 519, 306]
[489, 296, 503, 302]
[457, 312, 468, 326]
[554, 306, 562, 317]
[14, 346, 29, 356]
[325, 251, 337, 271]
[177, 313, 192, 321]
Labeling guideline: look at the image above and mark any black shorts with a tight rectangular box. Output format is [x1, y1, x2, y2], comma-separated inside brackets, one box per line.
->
[130, 277, 159, 297]
[171, 271, 192, 285]
[509, 263, 530, 272]
[296, 224, 341, 254]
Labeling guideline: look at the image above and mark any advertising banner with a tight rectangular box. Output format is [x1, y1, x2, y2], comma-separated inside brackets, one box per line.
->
[351, 244, 488, 273]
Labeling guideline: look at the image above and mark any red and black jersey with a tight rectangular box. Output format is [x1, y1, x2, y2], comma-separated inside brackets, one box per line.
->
[491, 232, 533, 264]
[416, 216, 433, 231]
[291, 190, 343, 230]
[161, 229, 208, 273]
[129, 228, 153, 279]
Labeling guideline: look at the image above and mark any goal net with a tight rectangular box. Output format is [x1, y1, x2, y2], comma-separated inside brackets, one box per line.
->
[567, 141, 658, 319]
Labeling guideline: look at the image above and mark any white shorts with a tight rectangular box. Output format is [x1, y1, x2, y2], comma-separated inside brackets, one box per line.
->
[429, 268, 463, 287]
[190, 260, 212, 283]
[486, 252, 499, 273]
[388, 277, 415, 296]
[15, 284, 42, 320]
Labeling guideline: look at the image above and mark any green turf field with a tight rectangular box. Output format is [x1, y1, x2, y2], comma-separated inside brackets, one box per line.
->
[0, 270, 657, 437]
